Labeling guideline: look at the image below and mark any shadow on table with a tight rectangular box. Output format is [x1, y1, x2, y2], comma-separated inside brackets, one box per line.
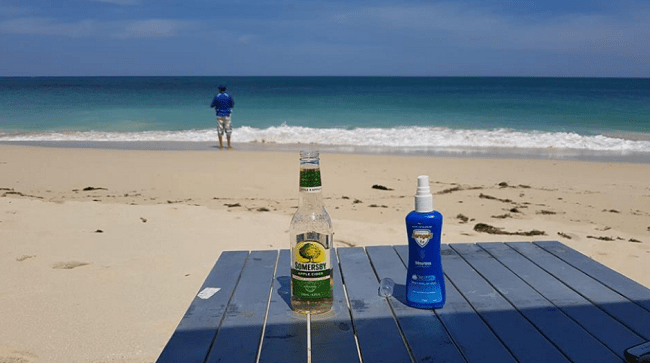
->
[155, 294, 650, 363]
[277, 275, 291, 307]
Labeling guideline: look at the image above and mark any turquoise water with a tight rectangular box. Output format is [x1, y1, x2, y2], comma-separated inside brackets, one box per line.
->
[1, 76, 649, 155]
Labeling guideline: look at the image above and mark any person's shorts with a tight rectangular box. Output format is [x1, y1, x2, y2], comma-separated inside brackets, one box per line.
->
[217, 115, 232, 136]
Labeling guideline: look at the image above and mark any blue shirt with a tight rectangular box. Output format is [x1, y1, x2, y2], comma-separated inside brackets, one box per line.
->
[210, 92, 235, 116]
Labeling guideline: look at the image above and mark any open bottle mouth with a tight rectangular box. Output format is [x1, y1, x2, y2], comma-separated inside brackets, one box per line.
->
[299, 150, 320, 163]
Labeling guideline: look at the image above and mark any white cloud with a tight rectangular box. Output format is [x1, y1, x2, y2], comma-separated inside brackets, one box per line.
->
[0, 17, 197, 39]
[237, 34, 255, 44]
[112, 19, 196, 39]
[0, 18, 101, 37]
[0, 5, 33, 17]
[331, 4, 650, 56]
[86, 0, 140, 5]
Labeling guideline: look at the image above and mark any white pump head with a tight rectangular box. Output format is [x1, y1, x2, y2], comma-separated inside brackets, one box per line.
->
[414, 175, 433, 213]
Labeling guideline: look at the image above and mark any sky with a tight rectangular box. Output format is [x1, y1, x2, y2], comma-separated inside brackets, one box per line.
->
[0, 0, 648, 77]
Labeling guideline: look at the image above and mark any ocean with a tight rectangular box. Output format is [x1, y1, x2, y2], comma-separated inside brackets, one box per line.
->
[1, 76, 649, 161]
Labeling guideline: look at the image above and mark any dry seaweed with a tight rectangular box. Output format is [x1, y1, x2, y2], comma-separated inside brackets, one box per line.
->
[436, 185, 483, 195]
[479, 193, 514, 203]
[491, 214, 511, 219]
[474, 223, 545, 236]
[537, 210, 557, 215]
[586, 235, 615, 241]
[81, 187, 108, 191]
[372, 184, 393, 191]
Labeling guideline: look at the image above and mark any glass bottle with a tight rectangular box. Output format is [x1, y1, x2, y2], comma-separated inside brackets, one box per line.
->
[290, 150, 333, 314]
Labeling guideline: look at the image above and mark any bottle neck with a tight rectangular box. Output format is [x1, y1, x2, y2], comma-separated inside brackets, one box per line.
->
[299, 188, 323, 208]
[298, 164, 323, 208]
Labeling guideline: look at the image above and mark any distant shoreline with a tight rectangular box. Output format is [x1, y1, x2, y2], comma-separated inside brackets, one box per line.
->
[3, 140, 650, 164]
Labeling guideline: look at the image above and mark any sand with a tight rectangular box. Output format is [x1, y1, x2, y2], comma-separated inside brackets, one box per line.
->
[1, 143, 649, 362]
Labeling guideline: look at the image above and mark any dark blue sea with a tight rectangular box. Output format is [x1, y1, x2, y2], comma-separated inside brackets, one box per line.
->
[1, 76, 649, 159]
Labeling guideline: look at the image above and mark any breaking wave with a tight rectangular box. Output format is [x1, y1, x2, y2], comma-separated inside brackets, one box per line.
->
[2, 125, 650, 153]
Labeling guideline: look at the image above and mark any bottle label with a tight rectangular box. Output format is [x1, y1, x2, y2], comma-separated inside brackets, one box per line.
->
[299, 168, 322, 193]
[408, 272, 443, 304]
[292, 234, 332, 299]
[412, 229, 433, 248]
[299, 186, 322, 193]
[407, 225, 444, 306]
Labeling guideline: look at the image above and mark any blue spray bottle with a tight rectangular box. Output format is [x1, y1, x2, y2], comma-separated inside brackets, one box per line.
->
[405, 175, 446, 309]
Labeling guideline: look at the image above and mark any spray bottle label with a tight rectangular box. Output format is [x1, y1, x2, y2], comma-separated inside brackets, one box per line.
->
[408, 227, 444, 305]
[412, 229, 433, 248]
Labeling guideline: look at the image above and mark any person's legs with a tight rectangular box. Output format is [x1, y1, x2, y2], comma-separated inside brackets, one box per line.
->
[224, 116, 233, 150]
[217, 117, 225, 149]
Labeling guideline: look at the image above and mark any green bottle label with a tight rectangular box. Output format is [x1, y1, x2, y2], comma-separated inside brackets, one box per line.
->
[292, 240, 331, 299]
[292, 274, 331, 299]
[299, 168, 322, 192]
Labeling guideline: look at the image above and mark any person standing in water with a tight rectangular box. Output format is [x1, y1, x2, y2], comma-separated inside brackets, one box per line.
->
[210, 84, 235, 150]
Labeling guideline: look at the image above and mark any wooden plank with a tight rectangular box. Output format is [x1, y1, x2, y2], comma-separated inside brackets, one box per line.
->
[480, 242, 644, 360]
[441, 244, 571, 363]
[156, 250, 249, 363]
[508, 242, 650, 341]
[453, 243, 620, 363]
[205, 250, 278, 363]
[394, 245, 518, 363]
[366, 245, 467, 363]
[536, 241, 650, 313]
[337, 247, 412, 363]
[258, 249, 308, 363]
[311, 249, 361, 363]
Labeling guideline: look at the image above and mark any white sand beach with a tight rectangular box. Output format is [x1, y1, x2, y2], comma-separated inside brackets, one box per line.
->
[1, 143, 649, 363]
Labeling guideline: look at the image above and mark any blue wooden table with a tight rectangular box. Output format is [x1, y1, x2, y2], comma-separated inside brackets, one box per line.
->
[156, 241, 650, 363]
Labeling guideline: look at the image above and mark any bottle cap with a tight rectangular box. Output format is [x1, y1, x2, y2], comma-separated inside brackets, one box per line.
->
[414, 175, 433, 213]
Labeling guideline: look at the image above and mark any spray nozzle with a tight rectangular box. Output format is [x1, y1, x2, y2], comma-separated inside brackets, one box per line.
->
[417, 175, 431, 195]
[414, 175, 433, 213]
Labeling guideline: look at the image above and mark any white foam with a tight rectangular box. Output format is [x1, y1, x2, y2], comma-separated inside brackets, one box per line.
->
[2, 125, 650, 153]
